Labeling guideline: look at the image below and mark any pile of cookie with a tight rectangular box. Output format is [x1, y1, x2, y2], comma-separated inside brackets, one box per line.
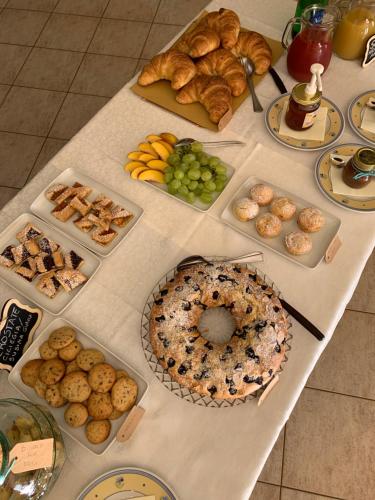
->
[20, 326, 138, 445]
[232, 183, 325, 256]
[45, 182, 134, 246]
[0, 222, 87, 298]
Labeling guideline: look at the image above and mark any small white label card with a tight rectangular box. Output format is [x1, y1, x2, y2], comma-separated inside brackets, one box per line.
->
[361, 106, 375, 134]
[9, 438, 54, 474]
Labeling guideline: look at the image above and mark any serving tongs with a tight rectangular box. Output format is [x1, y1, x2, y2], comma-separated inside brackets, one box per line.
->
[176, 253, 325, 341]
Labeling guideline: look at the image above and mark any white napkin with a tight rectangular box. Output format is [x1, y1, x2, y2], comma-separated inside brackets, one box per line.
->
[278, 102, 327, 141]
[330, 163, 375, 198]
[360, 106, 375, 133]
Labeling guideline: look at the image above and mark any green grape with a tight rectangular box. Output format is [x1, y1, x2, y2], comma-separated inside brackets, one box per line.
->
[181, 176, 190, 185]
[174, 170, 184, 180]
[215, 180, 225, 192]
[168, 185, 178, 195]
[214, 164, 227, 175]
[188, 180, 198, 191]
[164, 165, 174, 174]
[215, 174, 227, 183]
[179, 163, 189, 173]
[169, 179, 181, 190]
[204, 180, 216, 192]
[186, 191, 196, 203]
[178, 185, 189, 196]
[191, 141, 203, 153]
[164, 172, 173, 183]
[187, 169, 201, 180]
[190, 160, 200, 170]
[200, 192, 213, 204]
[168, 153, 180, 166]
[201, 170, 212, 181]
[199, 153, 209, 165]
[208, 156, 219, 168]
[182, 153, 196, 163]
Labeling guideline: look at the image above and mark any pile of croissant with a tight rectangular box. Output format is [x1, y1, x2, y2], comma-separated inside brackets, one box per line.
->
[137, 8, 272, 125]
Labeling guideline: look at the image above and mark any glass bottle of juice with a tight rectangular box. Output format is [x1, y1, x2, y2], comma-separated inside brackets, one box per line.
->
[334, 1, 375, 59]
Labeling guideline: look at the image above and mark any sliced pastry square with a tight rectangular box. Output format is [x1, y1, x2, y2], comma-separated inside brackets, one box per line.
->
[15, 260, 36, 282]
[91, 227, 118, 246]
[24, 239, 40, 256]
[0, 245, 15, 268]
[69, 196, 92, 216]
[64, 250, 84, 270]
[54, 186, 76, 205]
[87, 213, 111, 231]
[11, 244, 30, 265]
[36, 271, 61, 298]
[45, 183, 68, 203]
[110, 205, 133, 227]
[92, 194, 113, 209]
[35, 252, 55, 274]
[74, 215, 94, 233]
[38, 236, 60, 254]
[55, 268, 87, 292]
[72, 182, 92, 199]
[52, 251, 64, 269]
[52, 201, 76, 222]
[16, 223, 43, 243]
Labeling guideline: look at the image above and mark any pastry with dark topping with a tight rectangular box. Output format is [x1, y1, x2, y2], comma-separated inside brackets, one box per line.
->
[37, 271, 61, 298]
[55, 268, 87, 292]
[64, 250, 84, 270]
[16, 223, 43, 243]
[0, 245, 15, 268]
[11, 244, 30, 265]
[91, 227, 117, 246]
[15, 260, 36, 282]
[38, 237, 59, 254]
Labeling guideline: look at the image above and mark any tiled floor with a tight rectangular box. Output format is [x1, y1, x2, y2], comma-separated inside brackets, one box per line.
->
[0, 1, 374, 499]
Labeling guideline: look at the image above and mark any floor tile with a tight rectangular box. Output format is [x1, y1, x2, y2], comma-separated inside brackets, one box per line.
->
[141, 23, 182, 59]
[259, 428, 284, 484]
[0, 86, 65, 135]
[0, 9, 49, 46]
[348, 250, 375, 314]
[6, 0, 58, 11]
[0, 186, 19, 209]
[70, 53, 137, 97]
[0, 131, 44, 187]
[0, 85, 10, 105]
[283, 388, 375, 499]
[307, 310, 375, 400]
[105, 0, 159, 22]
[15, 47, 83, 92]
[134, 58, 150, 76]
[89, 18, 150, 57]
[49, 93, 108, 139]
[281, 488, 338, 500]
[0, 44, 31, 85]
[55, 0, 108, 17]
[154, 0, 209, 25]
[250, 482, 280, 500]
[37, 13, 99, 51]
[29, 137, 67, 179]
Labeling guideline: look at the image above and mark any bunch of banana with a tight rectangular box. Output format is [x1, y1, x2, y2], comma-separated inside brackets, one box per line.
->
[124, 132, 178, 183]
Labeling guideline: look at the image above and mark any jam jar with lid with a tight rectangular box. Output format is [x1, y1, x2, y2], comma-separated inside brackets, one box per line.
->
[0, 398, 65, 499]
[342, 147, 375, 188]
[285, 63, 324, 131]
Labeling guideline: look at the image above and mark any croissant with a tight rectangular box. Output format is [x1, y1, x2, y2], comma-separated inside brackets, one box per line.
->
[195, 48, 246, 97]
[138, 50, 197, 90]
[198, 8, 240, 49]
[176, 75, 232, 124]
[231, 31, 272, 75]
[174, 25, 220, 58]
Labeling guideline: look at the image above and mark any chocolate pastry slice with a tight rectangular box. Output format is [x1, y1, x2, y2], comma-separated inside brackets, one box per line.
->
[91, 227, 118, 246]
[0, 246, 15, 268]
[35, 252, 55, 274]
[64, 250, 84, 270]
[24, 239, 39, 256]
[87, 213, 111, 231]
[69, 196, 92, 216]
[55, 268, 87, 292]
[16, 223, 43, 243]
[74, 215, 94, 233]
[11, 244, 30, 265]
[15, 260, 36, 282]
[110, 205, 133, 227]
[45, 183, 68, 202]
[52, 251, 64, 269]
[93, 194, 113, 210]
[72, 182, 92, 199]
[37, 271, 61, 298]
[38, 237, 59, 254]
[52, 201, 76, 222]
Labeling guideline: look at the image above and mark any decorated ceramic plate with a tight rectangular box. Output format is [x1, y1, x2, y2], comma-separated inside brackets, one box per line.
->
[77, 467, 177, 500]
[315, 143, 375, 213]
[265, 94, 344, 151]
[348, 90, 375, 145]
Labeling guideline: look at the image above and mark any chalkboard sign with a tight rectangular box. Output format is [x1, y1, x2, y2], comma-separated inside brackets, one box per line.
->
[0, 299, 42, 371]
[363, 35, 375, 68]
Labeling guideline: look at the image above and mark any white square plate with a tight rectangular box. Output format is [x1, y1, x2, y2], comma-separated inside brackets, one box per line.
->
[9, 317, 148, 455]
[31, 168, 144, 257]
[0, 214, 101, 314]
[220, 177, 341, 269]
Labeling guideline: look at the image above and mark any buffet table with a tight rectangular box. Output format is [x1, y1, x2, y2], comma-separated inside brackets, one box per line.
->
[0, 1, 374, 499]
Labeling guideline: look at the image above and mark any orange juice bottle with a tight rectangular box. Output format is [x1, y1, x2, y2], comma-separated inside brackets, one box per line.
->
[333, 1, 375, 59]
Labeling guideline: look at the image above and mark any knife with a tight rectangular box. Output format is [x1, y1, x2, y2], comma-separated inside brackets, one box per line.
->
[279, 298, 325, 341]
[269, 67, 288, 94]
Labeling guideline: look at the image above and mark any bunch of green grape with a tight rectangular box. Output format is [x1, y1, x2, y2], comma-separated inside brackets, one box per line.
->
[164, 141, 228, 205]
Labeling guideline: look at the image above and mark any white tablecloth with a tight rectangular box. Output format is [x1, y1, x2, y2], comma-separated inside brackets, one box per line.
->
[0, 1, 374, 499]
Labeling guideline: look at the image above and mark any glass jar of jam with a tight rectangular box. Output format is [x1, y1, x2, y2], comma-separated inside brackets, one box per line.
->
[285, 82, 322, 130]
[342, 147, 375, 188]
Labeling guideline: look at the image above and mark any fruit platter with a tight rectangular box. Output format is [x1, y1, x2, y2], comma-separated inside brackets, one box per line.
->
[124, 132, 234, 212]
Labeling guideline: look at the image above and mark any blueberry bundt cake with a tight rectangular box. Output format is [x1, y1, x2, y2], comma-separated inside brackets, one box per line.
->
[149, 262, 289, 399]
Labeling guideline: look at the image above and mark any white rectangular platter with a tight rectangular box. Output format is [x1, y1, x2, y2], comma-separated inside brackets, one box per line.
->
[0, 213, 101, 315]
[145, 160, 235, 212]
[221, 176, 341, 269]
[9, 317, 148, 455]
[31, 168, 144, 257]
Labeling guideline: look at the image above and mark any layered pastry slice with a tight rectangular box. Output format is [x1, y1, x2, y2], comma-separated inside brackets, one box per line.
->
[64, 250, 84, 270]
[35, 252, 55, 274]
[91, 227, 118, 246]
[0, 245, 15, 268]
[55, 268, 87, 292]
[74, 215, 94, 233]
[72, 182, 92, 199]
[92, 194, 113, 210]
[16, 223, 43, 243]
[110, 205, 133, 227]
[87, 212, 111, 231]
[45, 184, 68, 203]
[15, 260, 36, 282]
[37, 271, 61, 298]
[52, 201, 76, 222]
[11, 244, 30, 265]
[24, 239, 39, 256]
[69, 196, 92, 216]
[38, 237, 60, 254]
